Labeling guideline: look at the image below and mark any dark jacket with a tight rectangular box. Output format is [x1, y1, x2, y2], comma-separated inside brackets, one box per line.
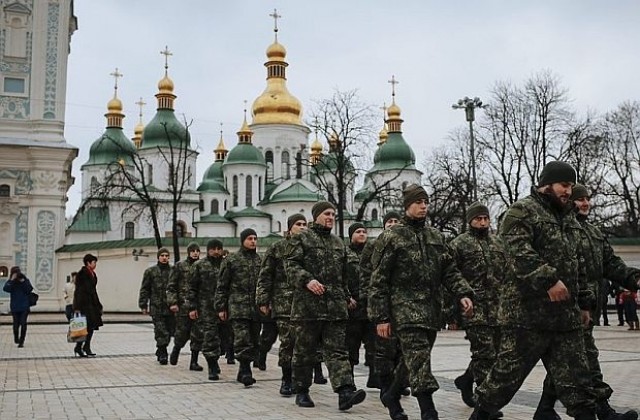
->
[3, 275, 33, 313]
[73, 266, 104, 330]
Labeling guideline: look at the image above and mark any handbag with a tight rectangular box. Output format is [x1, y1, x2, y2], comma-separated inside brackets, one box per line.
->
[28, 291, 39, 306]
[67, 314, 88, 343]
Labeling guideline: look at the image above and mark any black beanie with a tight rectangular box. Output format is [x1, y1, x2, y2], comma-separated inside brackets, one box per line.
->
[287, 213, 306, 231]
[312, 201, 335, 221]
[383, 211, 401, 226]
[466, 202, 490, 224]
[403, 184, 429, 209]
[348, 222, 366, 239]
[240, 228, 257, 244]
[538, 161, 577, 187]
[187, 242, 200, 253]
[157, 247, 170, 258]
[571, 183, 590, 200]
[206, 239, 223, 250]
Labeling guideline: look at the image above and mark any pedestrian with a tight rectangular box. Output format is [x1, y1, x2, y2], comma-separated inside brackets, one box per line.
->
[287, 201, 367, 411]
[63, 272, 77, 321]
[471, 161, 599, 420]
[167, 242, 203, 371]
[3, 266, 33, 348]
[189, 239, 225, 380]
[256, 213, 308, 396]
[369, 185, 474, 420]
[532, 183, 640, 419]
[215, 228, 263, 387]
[615, 287, 626, 326]
[622, 290, 639, 330]
[139, 248, 175, 365]
[73, 254, 104, 357]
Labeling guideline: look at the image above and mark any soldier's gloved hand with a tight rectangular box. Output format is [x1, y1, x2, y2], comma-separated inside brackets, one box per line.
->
[306, 279, 325, 296]
[189, 310, 198, 320]
[259, 305, 271, 315]
[377, 322, 391, 339]
[218, 310, 228, 321]
[547, 280, 570, 302]
[169, 305, 179, 313]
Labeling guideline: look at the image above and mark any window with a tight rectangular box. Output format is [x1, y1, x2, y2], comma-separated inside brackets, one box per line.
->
[371, 209, 378, 221]
[0, 184, 10, 197]
[232, 176, 238, 207]
[147, 164, 153, 185]
[3, 77, 25, 94]
[258, 176, 262, 199]
[0, 266, 8, 277]
[224, 200, 228, 211]
[125, 222, 135, 240]
[176, 221, 186, 238]
[211, 199, 219, 215]
[246, 177, 253, 207]
[199, 200, 204, 211]
[265, 151, 274, 182]
[296, 152, 302, 178]
[281, 151, 290, 180]
[90, 177, 99, 194]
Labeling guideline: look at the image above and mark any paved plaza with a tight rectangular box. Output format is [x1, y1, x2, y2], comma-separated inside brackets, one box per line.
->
[1, 315, 639, 419]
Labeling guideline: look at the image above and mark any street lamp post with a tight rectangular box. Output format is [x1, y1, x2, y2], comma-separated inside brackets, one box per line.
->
[452, 96, 487, 201]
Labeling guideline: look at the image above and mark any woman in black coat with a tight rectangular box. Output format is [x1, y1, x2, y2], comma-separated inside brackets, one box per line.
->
[72, 253, 104, 357]
[3, 266, 33, 347]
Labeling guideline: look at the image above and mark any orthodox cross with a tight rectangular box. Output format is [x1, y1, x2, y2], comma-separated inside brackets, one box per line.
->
[269, 9, 281, 41]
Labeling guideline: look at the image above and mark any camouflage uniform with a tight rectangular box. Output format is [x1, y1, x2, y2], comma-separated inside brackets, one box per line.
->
[345, 243, 374, 368]
[286, 225, 354, 393]
[189, 255, 223, 361]
[369, 216, 474, 396]
[449, 229, 510, 387]
[139, 262, 175, 350]
[474, 188, 597, 417]
[167, 257, 202, 352]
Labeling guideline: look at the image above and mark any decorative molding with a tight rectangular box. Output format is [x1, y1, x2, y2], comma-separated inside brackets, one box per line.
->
[32, 170, 60, 192]
[43, 1, 59, 119]
[35, 210, 54, 291]
[0, 96, 29, 118]
[0, 169, 32, 194]
[14, 206, 28, 269]
[0, 198, 20, 215]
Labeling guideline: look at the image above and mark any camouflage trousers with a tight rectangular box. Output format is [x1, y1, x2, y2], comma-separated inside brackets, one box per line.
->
[394, 327, 439, 395]
[475, 327, 597, 417]
[231, 319, 261, 363]
[173, 313, 203, 352]
[259, 321, 278, 357]
[151, 314, 176, 348]
[541, 326, 613, 403]
[219, 321, 234, 360]
[276, 319, 294, 367]
[200, 312, 221, 359]
[346, 319, 375, 367]
[292, 320, 354, 393]
[465, 325, 501, 386]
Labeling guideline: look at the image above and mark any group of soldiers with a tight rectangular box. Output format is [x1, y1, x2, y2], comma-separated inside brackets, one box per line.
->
[136, 160, 640, 420]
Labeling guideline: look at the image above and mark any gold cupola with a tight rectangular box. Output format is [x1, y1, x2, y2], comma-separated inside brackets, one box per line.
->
[386, 75, 403, 133]
[251, 10, 303, 125]
[132, 97, 146, 149]
[309, 127, 324, 165]
[237, 110, 254, 144]
[214, 126, 228, 161]
[156, 46, 176, 110]
[106, 68, 124, 128]
[378, 103, 389, 145]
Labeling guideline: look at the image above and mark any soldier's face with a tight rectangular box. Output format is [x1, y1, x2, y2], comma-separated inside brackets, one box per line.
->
[574, 197, 591, 215]
[470, 215, 490, 229]
[406, 199, 428, 219]
[158, 253, 170, 263]
[549, 182, 573, 204]
[290, 220, 307, 235]
[384, 218, 399, 229]
[243, 235, 257, 250]
[315, 209, 335, 229]
[351, 228, 368, 245]
[208, 247, 223, 258]
[189, 250, 200, 260]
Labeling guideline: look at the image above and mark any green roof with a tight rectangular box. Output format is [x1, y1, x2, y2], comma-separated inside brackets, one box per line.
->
[197, 214, 232, 224]
[82, 128, 136, 168]
[225, 207, 272, 220]
[370, 132, 416, 172]
[315, 152, 354, 174]
[67, 207, 111, 232]
[140, 109, 192, 150]
[223, 143, 266, 166]
[198, 161, 227, 193]
[268, 181, 324, 203]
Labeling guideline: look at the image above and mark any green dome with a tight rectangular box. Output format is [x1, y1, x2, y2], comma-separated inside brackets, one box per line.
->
[223, 143, 266, 166]
[82, 127, 136, 168]
[370, 132, 416, 172]
[315, 152, 354, 174]
[140, 109, 191, 150]
[197, 161, 227, 193]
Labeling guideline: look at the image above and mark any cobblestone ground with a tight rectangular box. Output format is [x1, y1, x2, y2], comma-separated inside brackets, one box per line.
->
[1, 317, 638, 419]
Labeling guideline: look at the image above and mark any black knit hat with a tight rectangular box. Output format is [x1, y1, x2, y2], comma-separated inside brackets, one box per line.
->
[402, 184, 429, 209]
[311, 201, 335, 221]
[240, 228, 257, 244]
[538, 161, 577, 187]
[571, 183, 590, 200]
[187, 242, 200, 253]
[466, 202, 490, 224]
[206, 239, 223, 250]
[348, 222, 366, 239]
[287, 213, 306, 231]
[157, 247, 170, 258]
[383, 211, 401, 226]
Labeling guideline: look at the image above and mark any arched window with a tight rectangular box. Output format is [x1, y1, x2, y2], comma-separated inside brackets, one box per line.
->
[0, 266, 8, 277]
[211, 199, 219, 215]
[258, 176, 262, 200]
[0, 184, 10, 197]
[371, 209, 378, 221]
[232, 175, 238, 207]
[90, 177, 99, 194]
[265, 151, 274, 182]
[276, 221, 282, 233]
[125, 222, 135, 240]
[176, 221, 186, 238]
[199, 200, 204, 211]
[224, 200, 228, 211]
[246, 176, 253, 207]
[281, 151, 290, 180]
[147, 164, 153, 185]
[296, 152, 302, 178]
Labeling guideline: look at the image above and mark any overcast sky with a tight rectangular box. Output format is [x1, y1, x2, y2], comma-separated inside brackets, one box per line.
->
[63, 0, 640, 216]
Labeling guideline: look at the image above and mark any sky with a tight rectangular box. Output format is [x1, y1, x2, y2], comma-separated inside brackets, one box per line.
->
[63, 0, 640, 216]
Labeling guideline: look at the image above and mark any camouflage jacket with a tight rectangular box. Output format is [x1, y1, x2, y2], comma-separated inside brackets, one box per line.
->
[166, 257, 197, 315]
[498, 188, 592, 331]
[139, 263, 172, 316]
[368, 217, 474, 330]
[577, 217, 640, 318]
[188, 255, 223, 318]
[346, 243, 368, 320]
[256, 238, 294, 319]
[215, 248, 262, 320]
[286, 225, 350, 321]
[359, 239, 376, 291]
[449, 230, 511, 326]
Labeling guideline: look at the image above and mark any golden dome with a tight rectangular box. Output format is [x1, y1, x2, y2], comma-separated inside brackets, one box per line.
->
[266, 41, 286, 61]
[310, 137, 323, 152]
[387, 102, 401, 118]
[158, 74, 174, 93]
[378, 124, 388, 144]
[107, 96, 123, 113]
[215, 135, 227, 153]
[134, 121, 144, 136]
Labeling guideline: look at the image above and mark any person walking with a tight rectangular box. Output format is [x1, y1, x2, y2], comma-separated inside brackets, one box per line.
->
[73, 254, 104, 357]
[3, 266, 33, 348]
[63, 272, 77, 321]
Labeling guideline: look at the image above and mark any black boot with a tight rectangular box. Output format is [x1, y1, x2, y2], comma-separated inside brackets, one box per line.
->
[533, 392, 560, 420]
[206, 357, 219, 381]
[237, 361, 256, 387]
[295, 391, 315, 408]
[279, 366, 293, 396]
[381, 388, 409, 420]
[256, 351, 267, 371]
[313, 363, 328, 384]
[454, 369, 475, 408]
[416, 392, 439, 420]
[18, 325, 26, 348]
[226, 346, 235, 364]
[156, 346, 168, 365]
[169, 346, 181, 365]
[597, 400, 639, 420]
[338, 385, 367, 411]
[469, 407, 491, 420]
[575, 411, 597, 420]
[189, 351, 204, 371]
[74, 342, 87, 357]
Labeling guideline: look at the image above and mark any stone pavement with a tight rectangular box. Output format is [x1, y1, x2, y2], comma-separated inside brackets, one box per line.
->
[1, 315, 639, 420]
